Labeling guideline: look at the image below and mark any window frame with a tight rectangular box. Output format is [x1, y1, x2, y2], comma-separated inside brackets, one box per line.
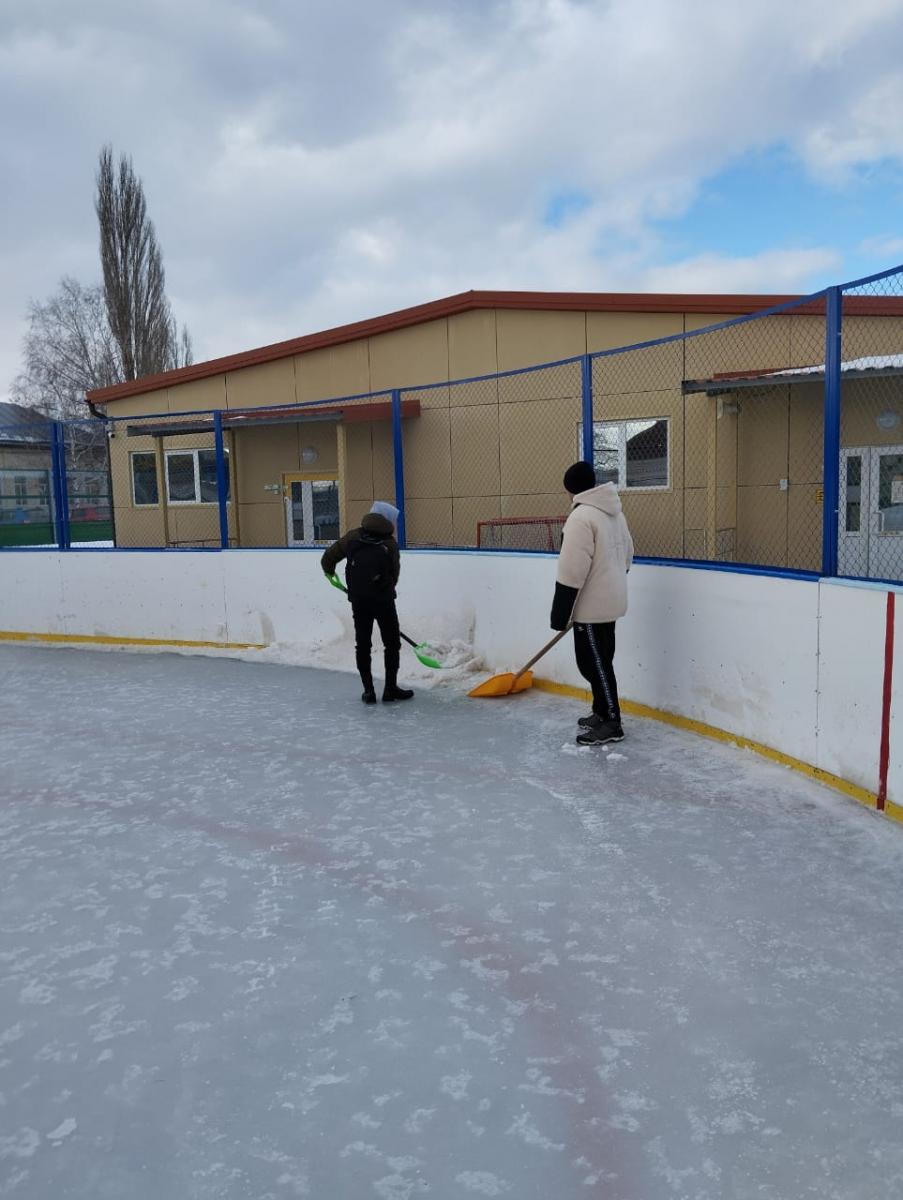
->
[130, 451, 160, 508]
[580, 417, 671, 493]
[163, 447, 230, 506]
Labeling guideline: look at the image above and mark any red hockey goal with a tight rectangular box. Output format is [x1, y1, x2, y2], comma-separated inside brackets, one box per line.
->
[476, 515, 567, 552]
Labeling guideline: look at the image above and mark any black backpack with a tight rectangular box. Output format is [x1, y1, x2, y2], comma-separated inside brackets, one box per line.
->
[346, 536, 392, 600]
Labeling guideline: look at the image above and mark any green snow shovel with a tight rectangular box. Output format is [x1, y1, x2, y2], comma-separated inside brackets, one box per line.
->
[325, 573, 444, 670]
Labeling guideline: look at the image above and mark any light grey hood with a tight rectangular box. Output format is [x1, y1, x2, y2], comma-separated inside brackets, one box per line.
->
[573, 482, 622, 516]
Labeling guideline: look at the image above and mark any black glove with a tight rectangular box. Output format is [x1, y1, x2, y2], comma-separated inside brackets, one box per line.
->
[550, 582, 579, 631]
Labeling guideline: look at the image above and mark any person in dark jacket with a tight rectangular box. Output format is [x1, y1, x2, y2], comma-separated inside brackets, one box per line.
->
[321, 501, 414, 704]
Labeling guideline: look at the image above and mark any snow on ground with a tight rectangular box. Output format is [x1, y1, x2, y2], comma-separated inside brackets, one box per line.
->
[2, 644, 903, 1199]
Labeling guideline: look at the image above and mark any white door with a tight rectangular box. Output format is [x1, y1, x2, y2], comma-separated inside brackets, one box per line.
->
[284, 477, 340, 547]
[868, 445, 903, 581]
[838, 448, 869, 577]
[838, 446, 903, 581]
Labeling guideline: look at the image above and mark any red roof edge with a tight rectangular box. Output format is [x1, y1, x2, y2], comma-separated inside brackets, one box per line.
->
[87, 289, 903, 407]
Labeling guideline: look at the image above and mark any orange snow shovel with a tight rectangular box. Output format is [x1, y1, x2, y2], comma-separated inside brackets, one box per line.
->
[468, 626, 571, 698]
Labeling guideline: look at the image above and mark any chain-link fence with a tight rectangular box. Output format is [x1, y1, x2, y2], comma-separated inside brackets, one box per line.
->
[0, 415, 56, 547]
[838, 269, 903, 584]
[108, 412, 232, 548]
[63, 420, 114, 545]
[102, 394, 397, 550]
[5, 263, 903, 584]
[604, 295, 828, 571]
[400, 358, 581, 548]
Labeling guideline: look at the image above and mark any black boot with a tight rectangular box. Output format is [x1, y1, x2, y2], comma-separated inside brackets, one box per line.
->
[359, 668, 376, 705]
[382, 647, 412, 702]
[382, 668, 413, 702]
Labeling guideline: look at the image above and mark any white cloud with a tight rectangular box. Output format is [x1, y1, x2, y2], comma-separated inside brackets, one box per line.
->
[2, 0, 903, 395]
[859, 235, 903, 261]
[642, 248, 843, 295]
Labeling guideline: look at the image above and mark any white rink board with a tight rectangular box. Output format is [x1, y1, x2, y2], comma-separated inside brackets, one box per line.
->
[892, 592, 903, 804]
[1, 552, 64, 634]
[0, 549, 897, 806]
[817, 581, 887, 796]
[63, 551, 230, 644]
[620, 568, 819, 766]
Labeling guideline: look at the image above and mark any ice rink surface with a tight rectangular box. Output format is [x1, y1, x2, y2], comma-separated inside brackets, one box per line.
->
[2, 643, 903, 1199]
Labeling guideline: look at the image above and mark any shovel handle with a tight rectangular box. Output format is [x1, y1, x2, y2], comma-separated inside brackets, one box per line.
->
[512, 625, 571, 684]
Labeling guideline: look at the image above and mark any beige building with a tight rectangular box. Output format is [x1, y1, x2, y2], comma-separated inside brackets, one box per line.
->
[87, 290, 903, 576]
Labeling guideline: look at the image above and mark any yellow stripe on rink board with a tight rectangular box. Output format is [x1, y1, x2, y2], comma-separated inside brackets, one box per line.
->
[886, 799, 903, 824]
[1, 637, 898, 824]
[0, 630, 266, 652]
[531, 676, 901, 825]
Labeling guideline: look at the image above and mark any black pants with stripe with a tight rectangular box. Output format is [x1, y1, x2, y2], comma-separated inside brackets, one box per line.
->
[573, 622, 620, 723]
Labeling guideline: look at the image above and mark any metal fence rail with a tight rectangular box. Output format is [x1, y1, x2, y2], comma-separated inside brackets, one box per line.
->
[4, 262, 903, 586]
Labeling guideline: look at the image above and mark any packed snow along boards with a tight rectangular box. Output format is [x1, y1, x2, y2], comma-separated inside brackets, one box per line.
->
[325, 573, 444, 670]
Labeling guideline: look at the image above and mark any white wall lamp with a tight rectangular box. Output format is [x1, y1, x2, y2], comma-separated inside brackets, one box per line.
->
[301, 445, 319, 465]
[876, 410, 900, 431]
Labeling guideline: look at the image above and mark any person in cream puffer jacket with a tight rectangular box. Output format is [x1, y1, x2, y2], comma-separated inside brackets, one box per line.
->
[550, 462, 634, 745]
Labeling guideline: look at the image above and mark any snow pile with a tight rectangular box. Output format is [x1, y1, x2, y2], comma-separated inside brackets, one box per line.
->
[247, 637, 483, 689]
[236, 604, 484, 689]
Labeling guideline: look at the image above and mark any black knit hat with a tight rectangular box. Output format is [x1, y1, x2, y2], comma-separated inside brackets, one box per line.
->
[563, 461, 596, 494]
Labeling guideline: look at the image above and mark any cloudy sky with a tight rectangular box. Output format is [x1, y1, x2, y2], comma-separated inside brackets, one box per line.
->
[2, 0, 903, 394]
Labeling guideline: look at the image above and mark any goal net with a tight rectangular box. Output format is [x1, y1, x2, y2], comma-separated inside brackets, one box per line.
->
[476, 515, 567, 552]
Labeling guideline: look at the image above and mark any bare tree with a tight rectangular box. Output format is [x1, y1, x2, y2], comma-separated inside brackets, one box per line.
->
[10, 277, 121, 420]
[8, 277, 120, 474]
[95, 145, 191, 380]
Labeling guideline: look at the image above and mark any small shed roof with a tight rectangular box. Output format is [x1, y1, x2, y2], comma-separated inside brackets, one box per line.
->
[0, 402, 53, 445]
[683, 354, 903, 395]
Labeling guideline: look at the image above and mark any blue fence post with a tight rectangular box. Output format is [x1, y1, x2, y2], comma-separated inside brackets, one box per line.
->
[391, 389, 407, 548]
[822, 287, 842, 577]
[49, 423, 64, 548]
[51, 422, 71, 550]
[213, 411, 230, 549]
[61, 427, 71, 549]
[580, 354, 594, 465]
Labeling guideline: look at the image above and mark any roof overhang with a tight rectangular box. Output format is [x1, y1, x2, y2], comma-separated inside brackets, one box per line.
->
[124, 399, 420, 437]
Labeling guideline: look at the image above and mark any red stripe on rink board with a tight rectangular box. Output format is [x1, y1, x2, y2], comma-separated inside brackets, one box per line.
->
[878, 592, 896, 811]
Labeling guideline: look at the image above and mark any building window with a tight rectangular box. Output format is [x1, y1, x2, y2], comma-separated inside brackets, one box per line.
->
[582, 419, 670, 490]
[0, 470, 50, 518]
[164, 448, 230, 504]
[131, 453, 159, 506]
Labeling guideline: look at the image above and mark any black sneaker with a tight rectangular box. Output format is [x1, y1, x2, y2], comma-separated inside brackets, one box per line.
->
[576, 717, 624, 746]
[382, 685, 414, 703]
[362, 689, 377, 704]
